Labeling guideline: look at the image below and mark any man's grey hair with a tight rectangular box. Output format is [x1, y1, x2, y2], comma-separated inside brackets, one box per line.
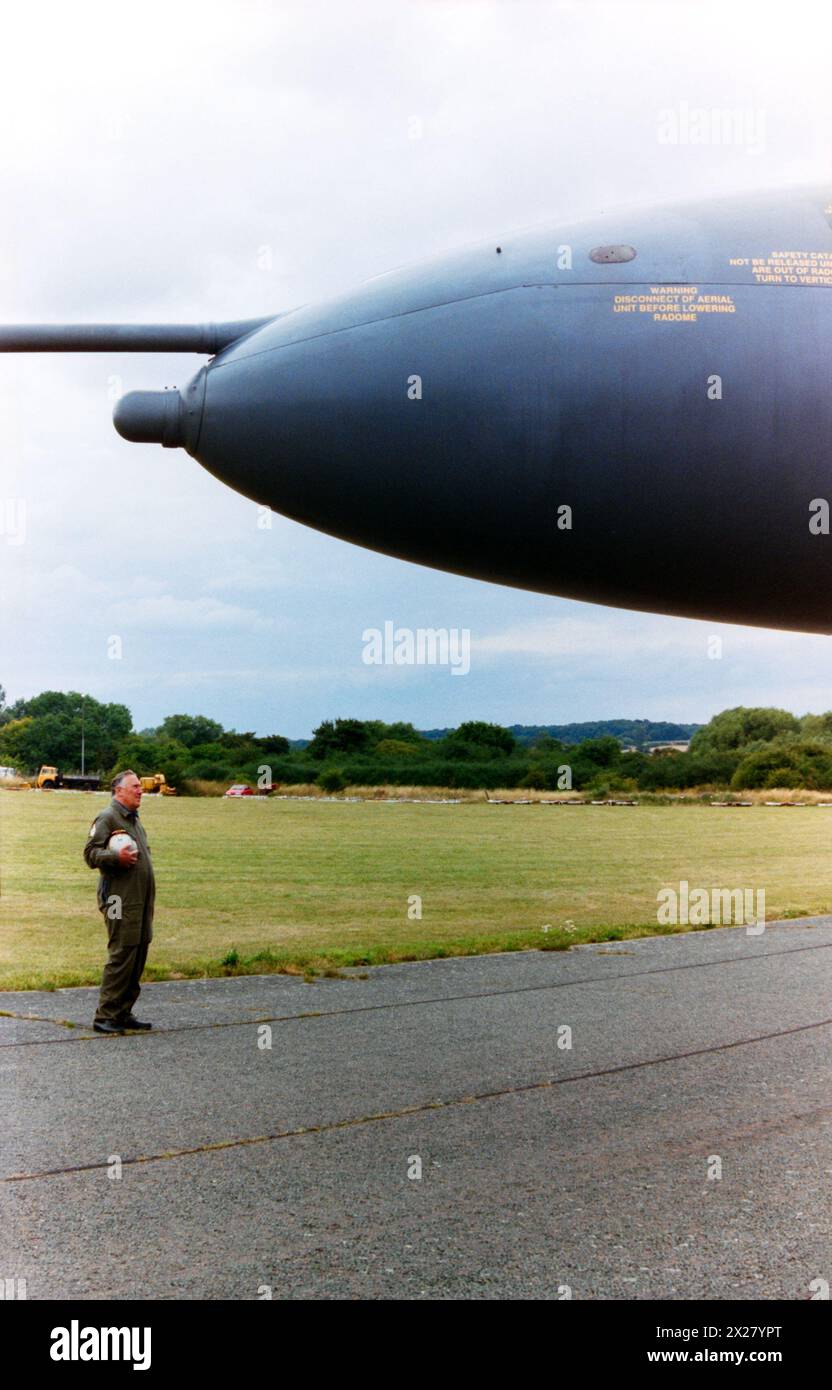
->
[111, 769, 138, 792]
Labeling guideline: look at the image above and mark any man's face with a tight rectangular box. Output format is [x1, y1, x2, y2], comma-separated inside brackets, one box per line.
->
[115, 774, 142, 810]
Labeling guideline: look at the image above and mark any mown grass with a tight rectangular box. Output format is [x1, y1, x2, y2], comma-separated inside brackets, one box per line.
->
[1, 791, 831, 991]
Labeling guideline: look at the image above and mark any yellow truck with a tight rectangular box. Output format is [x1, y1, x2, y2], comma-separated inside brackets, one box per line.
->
[139, 772, 177, 796]
[37, 765, 100, 791]
[37, 766, 175, 794]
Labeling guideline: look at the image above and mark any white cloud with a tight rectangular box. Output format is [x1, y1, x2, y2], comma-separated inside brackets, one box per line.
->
[472, 614, 832, 663]
[107, 594, 274, 632]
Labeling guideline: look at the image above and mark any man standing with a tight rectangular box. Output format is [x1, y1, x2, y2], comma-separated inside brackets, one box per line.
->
[84, 769, 155, 1034]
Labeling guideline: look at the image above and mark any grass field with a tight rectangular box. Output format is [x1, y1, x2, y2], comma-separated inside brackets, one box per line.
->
[2, 791, 832, 991]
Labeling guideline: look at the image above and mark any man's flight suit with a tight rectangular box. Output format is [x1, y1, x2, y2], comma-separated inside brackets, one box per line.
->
[84, 797, 155, 1024]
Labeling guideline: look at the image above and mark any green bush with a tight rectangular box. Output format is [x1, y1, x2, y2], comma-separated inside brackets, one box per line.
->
[375, 739, 421, 758]
[731, 739, 832, 790]
[691, 706, 800, 754]
[318, 767, 347, 792]
[185, 760, 235, 782]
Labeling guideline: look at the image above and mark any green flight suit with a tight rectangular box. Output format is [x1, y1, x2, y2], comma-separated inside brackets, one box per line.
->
[84, 797, 155, 1023]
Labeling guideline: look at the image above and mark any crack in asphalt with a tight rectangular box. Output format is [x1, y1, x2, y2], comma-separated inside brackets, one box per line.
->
[4, 1011, 832, 1184]
[1, 937, 830, 1047]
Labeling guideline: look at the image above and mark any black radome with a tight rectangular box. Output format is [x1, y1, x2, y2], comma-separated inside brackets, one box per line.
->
[3, 186, 832, 633]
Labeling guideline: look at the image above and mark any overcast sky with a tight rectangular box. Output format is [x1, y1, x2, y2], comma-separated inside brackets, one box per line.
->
[2, 0, 832, 738]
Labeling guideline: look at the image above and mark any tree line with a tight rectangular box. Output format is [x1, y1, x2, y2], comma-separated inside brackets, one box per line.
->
[2, 689, 832, 793]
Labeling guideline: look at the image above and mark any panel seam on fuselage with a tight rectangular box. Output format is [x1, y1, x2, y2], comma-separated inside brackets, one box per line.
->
[212, 279, 831, 371]
[210, 283, 558, 368]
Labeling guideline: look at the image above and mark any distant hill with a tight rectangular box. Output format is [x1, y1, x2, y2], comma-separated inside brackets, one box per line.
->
[290, 720, 701, 750]
[420, 720, 701, 749]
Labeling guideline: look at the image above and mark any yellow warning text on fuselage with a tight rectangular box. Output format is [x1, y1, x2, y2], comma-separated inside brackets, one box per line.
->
[728, 251, 832, 286]
[613, 287, 736, 322]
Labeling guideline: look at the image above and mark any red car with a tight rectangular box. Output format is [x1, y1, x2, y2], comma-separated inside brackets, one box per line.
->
[224, 783, 254, 797]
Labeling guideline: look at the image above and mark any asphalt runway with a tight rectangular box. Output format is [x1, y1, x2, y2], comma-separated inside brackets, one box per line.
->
[2, 920, 831, 1300]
